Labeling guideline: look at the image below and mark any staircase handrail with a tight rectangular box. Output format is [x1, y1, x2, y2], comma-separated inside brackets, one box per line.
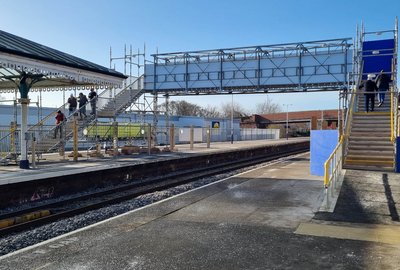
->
[27, 76, 142, 136]
[42, 76, 144, 152]
[322, 135, 345, 210]
[110, 75, 144, 113]
[390, 56, 398, 142]
[343, 62, 364, 154]
[95, 75, 144, 116]
[390, 85, 395, 142]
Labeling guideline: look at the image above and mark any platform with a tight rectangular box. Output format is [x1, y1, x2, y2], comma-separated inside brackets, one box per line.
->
[1, 150, 400, 269]
[0, 138, 308, 186]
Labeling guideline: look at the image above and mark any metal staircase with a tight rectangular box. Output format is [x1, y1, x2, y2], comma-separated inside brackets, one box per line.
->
[96, 75, 144, 118]
[344, 94, 394, 171]
[0, 75, 144, 163]
[33, 75, 145, 154]
[342, 19, 398, 172]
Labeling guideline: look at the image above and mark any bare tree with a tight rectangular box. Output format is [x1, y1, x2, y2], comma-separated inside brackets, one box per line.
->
[200, 105, 222, 118]
[159, 100, 224, 117]
[159, 100, 204, 117]
[220, 102, 249, 118]
[255, 96, 282, 114]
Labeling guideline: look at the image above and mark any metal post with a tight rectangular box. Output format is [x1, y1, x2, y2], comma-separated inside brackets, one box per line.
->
[147, 123, 151, 155]
[207, 124, 211, 148]
[73, 119, 78, 162]
[165, 94, 170, 147]
[170, 123, 175, 150]
[10, 121, 15, 154]
[283, 104, 292, 140]
[31, 134, 36, 168]
[190, 125, 194, 150]
[321, 110, 324, 130]
[152, 93, 158, 146]
[231, 93, 234, 144]
[286, 109, 289, 140]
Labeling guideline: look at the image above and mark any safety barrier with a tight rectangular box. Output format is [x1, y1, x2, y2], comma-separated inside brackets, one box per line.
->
[322, 136, 344, 211]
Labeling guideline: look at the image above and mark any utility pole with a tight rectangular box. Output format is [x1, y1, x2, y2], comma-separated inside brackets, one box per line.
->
[283, 104, 292, 140]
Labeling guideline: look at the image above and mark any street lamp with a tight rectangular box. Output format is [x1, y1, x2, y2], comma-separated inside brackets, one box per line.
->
[283, 104, 292, 140]
[231, 93, 234, 144]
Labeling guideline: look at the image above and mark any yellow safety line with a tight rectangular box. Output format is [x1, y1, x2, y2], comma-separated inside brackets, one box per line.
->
[295, 222, 400, 245]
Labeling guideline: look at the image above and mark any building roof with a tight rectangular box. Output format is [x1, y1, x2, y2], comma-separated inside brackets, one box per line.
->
[258, 109, 339, 123]
[0, 30, 127, 91]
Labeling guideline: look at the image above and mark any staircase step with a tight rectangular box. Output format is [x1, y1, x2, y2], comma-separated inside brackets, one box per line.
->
[348, 145, 393, 151]
[345, 155, 394, 162]
[351, 128, 390, 133]
[353, 112, 390, 116]
[343, 163, 394, 172]
[346, 150, 394, 157]
[349, 135, 391, 140]
[351, 123, 390, 127]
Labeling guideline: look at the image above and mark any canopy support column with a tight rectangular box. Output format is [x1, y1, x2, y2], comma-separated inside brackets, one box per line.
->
[18, 75, 31, 169]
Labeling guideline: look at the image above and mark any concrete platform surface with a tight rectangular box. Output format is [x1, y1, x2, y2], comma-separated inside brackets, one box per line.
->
[1, 153, 400, 270]
[0, 138, 308, 185]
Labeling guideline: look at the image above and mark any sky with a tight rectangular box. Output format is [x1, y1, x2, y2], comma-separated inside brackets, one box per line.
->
[0, 0, 398, 113]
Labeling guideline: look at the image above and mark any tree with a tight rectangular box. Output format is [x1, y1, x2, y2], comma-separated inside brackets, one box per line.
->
[200, 105, 222, 118]
[255, 96, 282, 114]
[220, 102, 249, 118]
[159, 100, 203, 117]
[159, 100, 224, 118]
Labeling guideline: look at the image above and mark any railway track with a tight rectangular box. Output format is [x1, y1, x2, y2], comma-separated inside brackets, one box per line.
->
[0, 147, 307, 235]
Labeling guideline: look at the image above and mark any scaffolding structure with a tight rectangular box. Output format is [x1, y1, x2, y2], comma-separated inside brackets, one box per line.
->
[145, 38, 353, 96]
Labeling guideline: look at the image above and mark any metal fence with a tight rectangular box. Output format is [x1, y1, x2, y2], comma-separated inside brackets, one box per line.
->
[0, 124, 281, 158]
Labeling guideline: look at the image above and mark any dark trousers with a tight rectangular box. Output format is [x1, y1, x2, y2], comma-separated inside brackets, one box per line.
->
[365, 94, 375, 112]
[90, 101, 96, 115]
[54, 124, 63, 139]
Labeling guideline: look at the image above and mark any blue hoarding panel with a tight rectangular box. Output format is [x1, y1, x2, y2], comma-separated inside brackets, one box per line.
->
[310, 130, 339, 176]
[362, 39, 394, 79]
[362, 39, 395, 51]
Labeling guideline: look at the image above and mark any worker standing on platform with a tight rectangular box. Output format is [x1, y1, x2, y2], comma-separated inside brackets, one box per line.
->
[54, 110, 65, 139]
[375, 69, 392, 107]
[359, 74, 378, 113]
[88, 88, 97, 116]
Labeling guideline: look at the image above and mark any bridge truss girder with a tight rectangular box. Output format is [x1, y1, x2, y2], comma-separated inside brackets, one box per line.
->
[145, 38, 354, 95]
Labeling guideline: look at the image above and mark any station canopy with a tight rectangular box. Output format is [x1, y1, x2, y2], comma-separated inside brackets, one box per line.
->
[0, 30, 127, 93]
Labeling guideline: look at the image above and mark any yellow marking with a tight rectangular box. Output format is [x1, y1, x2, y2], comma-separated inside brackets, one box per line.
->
[0, 210, 51, 229]
[295, 222, 400, 245]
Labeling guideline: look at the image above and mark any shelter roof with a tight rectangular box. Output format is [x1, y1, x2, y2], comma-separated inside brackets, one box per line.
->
[0, 30, 127, 92]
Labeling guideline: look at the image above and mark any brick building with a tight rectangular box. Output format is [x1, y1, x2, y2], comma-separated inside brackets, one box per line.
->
[241, 109, 340, 137]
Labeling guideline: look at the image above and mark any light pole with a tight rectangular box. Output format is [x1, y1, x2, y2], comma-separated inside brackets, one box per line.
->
[231, 93, 234, 144]
[283, 104, 292, 140]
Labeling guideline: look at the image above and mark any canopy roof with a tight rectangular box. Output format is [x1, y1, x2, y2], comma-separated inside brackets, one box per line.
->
[0, 30, 127, 93]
